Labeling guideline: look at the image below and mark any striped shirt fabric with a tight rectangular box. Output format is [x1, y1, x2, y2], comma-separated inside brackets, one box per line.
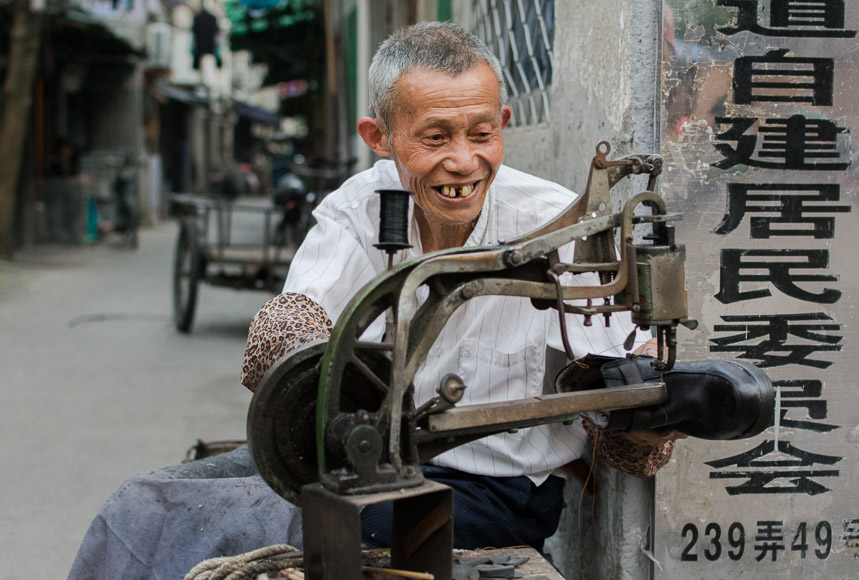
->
[283, 160, 650, 484]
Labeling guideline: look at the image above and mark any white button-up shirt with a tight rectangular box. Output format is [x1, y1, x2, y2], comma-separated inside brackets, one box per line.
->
[284, 160, 648, 483]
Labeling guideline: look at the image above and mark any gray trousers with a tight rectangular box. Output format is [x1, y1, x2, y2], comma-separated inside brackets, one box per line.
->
[67, 448, 303, 580]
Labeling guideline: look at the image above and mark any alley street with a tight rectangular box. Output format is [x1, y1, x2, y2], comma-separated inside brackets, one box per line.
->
[0, 223, 274, 578]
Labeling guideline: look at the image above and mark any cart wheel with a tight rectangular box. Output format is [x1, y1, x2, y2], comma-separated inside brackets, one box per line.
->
[173, 218, 202, 332]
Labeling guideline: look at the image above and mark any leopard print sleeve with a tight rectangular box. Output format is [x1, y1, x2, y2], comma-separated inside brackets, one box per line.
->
[581, 418, 675, 479]
[241, 292, 333, 392]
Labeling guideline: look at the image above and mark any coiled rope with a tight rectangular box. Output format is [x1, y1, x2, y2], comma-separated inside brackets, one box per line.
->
[184, 546, 431, 580]
[184, 544, 303, 580]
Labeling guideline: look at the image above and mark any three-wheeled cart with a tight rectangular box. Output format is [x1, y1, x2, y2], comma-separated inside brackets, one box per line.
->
[169, 194, 312, 332]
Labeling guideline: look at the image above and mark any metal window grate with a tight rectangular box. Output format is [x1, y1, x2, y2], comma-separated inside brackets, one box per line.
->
[472, 0, 555, 127]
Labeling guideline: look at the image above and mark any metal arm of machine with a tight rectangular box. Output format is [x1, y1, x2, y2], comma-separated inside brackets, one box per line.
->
[248, 141, 695, 504]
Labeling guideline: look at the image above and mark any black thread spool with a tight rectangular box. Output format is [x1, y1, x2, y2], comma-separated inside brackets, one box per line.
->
[374, 189, 412, 268]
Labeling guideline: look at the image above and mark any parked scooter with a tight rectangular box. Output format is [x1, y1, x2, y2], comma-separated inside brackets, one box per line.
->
[272, 170, 315, 251]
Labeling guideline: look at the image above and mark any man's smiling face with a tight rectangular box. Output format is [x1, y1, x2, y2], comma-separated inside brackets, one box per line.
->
[384, 63, 511, 228]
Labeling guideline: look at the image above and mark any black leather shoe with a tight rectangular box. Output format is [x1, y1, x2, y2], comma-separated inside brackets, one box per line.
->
[555, 354, 775, 440]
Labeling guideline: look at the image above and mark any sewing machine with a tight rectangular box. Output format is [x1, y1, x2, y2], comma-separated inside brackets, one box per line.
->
[246, 142, 773, 580]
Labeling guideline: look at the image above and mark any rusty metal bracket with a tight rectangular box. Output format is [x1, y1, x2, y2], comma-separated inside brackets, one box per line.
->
[302, 479, 453, 580]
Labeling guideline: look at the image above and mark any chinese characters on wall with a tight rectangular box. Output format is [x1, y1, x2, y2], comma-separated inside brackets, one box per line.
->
[657, 0, 859, 576]
[706, 0, 853, 498]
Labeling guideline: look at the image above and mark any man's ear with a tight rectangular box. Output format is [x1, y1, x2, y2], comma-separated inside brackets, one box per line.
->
[357, 117, 391, 157]
[500, 105, 512, 130]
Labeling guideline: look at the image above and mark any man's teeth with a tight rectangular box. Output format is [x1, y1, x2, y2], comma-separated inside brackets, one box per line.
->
[440, 184, 474, 198]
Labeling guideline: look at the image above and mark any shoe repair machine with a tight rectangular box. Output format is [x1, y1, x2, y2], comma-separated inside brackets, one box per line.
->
[246, 142, 775, 579]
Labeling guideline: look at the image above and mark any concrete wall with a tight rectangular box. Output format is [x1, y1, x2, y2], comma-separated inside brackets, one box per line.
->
[494, 1, 664, 578]
[352, 1, 665, 575]
[502, 0, 661, 193]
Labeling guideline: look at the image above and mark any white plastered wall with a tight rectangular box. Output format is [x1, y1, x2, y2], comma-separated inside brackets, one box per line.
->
[458, 1, 664, 577]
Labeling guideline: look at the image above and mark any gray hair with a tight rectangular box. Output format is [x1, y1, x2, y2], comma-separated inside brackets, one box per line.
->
[368, 21, 507, 133]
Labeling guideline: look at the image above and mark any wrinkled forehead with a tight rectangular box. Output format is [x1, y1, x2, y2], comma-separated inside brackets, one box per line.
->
[387, 64, 504, 126]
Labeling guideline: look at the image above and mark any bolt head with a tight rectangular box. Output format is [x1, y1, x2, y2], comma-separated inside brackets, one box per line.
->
[506, 250, 523, 266]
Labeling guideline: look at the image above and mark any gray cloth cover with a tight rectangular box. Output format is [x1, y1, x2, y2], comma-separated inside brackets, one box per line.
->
[67, 448, 302, 580]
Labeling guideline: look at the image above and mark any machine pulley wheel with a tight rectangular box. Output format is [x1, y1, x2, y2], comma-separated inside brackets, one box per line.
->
[247, 341, 391, 505]
[173, 218, 202, 332]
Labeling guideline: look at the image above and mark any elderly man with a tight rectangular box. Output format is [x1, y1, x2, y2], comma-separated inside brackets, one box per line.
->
[69, 21, 679, 579]
[242, 18, 679, 544]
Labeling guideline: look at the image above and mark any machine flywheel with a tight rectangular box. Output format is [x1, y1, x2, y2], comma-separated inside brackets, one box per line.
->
[247, 341, 391, 505]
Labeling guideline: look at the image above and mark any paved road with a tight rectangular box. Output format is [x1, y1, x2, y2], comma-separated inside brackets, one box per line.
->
[0, 223, 275, 577]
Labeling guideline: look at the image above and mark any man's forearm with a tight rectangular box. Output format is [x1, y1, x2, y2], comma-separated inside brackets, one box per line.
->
[241, 293, 333, 392]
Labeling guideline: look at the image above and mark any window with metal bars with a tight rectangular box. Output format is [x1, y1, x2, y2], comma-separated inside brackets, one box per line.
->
[471, 0, 555, 127]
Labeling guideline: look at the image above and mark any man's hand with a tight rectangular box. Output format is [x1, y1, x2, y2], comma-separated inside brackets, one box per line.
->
[633, 336, 662, 358]
[621, 428, 688, 446]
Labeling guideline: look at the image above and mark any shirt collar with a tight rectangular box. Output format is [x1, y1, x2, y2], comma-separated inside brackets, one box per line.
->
[407, 183, 494, 256]
[465, 183, 493, 248]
